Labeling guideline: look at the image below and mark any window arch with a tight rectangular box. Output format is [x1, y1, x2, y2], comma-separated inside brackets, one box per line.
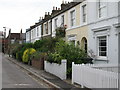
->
[81, 37, 87, 53]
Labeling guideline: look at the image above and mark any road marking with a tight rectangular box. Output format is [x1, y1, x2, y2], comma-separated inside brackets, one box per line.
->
[13, 84, 30, 86]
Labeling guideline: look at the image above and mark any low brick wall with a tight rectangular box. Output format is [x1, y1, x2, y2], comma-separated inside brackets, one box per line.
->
[32, 58, 44, 70]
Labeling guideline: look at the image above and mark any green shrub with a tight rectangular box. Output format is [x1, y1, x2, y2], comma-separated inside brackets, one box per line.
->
[30, 51, 41, 60]
[33, 37, 59, 53]
[55, 39, 87, 78]
[22, 48, 36, 63]
[11, 44, 21, 58]
[47, 52, 63, 64]
[30, 51, 47, 61]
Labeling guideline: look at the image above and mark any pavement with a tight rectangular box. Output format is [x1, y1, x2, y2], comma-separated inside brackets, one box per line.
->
[5, 54, 81, 90]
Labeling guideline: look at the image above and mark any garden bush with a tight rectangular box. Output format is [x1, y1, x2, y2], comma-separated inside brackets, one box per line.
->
[55, 39, 87, 78]
[30, 51, 47, 61]
[47, 52, 63, 64]
[22, 48, 36, 63]
[33, 37, 59, 53]
[11, 43, 22, 59]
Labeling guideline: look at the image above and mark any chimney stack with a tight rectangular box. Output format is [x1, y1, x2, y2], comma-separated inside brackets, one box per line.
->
[58, 8, 60, 10]
[65, 1, 67, 4]
[45, 12, 47, 15]
[53, 6, 55, 10]
[62, 0, 64, 4]
[48, 12, 50, 15]
[56, 7, 57, 10]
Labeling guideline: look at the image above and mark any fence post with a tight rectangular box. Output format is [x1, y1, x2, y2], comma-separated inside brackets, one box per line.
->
[61, 59, 67, 80]
[72, 62, 74, 84]
[44, 61, 46, 71]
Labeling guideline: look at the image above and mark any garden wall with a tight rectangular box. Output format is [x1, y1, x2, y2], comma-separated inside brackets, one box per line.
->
[32, 58, 44, 70]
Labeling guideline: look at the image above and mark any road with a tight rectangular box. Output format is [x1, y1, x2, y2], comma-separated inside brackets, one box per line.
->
[1, 53, 48, 88]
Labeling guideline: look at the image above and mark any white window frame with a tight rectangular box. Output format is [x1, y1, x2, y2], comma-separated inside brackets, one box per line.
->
[80, 1, 87, 26]
[98, 0, 107, 19]
[97, 36, 107, 58]
[82, 4, 87, 23]
[44, 22, 48, 35]
[48, 21, 51, 34]
[61, 15, 64, 27]
[54, 18, 58, 29]
[70, 10, 75, 27]
[37, 26, 39, 37]
[92, 26, 111, 60]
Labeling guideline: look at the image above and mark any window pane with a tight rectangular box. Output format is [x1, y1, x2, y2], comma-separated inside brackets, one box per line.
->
[99, 47, 106, 51]
[99, 40, 106, 46]
[99, 51, 106, 56]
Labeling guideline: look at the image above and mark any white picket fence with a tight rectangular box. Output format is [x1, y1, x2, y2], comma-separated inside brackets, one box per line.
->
[83, 64, 118, 73]
[72, 62, 118, 88]
[44, 60, 67, 80]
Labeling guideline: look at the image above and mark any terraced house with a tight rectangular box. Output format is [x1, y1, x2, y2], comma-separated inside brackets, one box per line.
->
[65, 0, 88, 52]
[26, 0, 120, 65]
[87, 0, 120, 64]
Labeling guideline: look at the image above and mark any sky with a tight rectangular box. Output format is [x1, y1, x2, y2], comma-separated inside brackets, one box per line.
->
[0, 0, 72, 36]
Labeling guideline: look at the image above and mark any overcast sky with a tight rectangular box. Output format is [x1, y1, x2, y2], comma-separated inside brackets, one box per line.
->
[0, 0, 72, 36]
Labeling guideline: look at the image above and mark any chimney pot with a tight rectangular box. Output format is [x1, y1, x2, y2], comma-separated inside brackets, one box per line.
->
[53, 6, 55, 10]
[62, 0, 64, 4]
[58, 8, 60, 10]
[65, 1, 67, 4]
[45, 12, 47, 15]
[48, 12, 50, 15]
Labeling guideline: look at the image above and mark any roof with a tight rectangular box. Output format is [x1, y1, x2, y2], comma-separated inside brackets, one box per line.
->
[7, 33, 20, 40]
[26, 2, 81, 32]
[51, 2, 81, 19]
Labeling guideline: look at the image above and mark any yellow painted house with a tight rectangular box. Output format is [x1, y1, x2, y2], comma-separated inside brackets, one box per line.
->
[65, 1, 88, 52]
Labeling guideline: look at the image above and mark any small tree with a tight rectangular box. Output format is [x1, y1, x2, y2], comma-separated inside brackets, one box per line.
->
[22, 48, 36, 64]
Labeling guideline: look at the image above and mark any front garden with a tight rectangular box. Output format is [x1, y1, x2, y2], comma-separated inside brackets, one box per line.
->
[10, 35, 92, 79]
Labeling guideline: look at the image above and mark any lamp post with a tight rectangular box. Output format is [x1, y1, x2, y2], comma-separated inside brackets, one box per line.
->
[3, 27, 11, 56]
[3, 27, 6, 54]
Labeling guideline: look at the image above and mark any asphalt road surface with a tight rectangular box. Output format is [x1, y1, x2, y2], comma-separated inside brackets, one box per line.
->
[2, 53, 48, 88]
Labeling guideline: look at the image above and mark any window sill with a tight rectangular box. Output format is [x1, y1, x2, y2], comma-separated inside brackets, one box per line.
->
[42, 34, 51, 37]
[96, 56, 108, 61]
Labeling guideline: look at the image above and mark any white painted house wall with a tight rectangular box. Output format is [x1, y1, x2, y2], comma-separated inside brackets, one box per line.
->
[26, 31, 31, 43]
[34, 25, 42, 41]
[43, 20, 51, 37]
[87, 1, 119, 64]
[30, 25, 42, 43]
